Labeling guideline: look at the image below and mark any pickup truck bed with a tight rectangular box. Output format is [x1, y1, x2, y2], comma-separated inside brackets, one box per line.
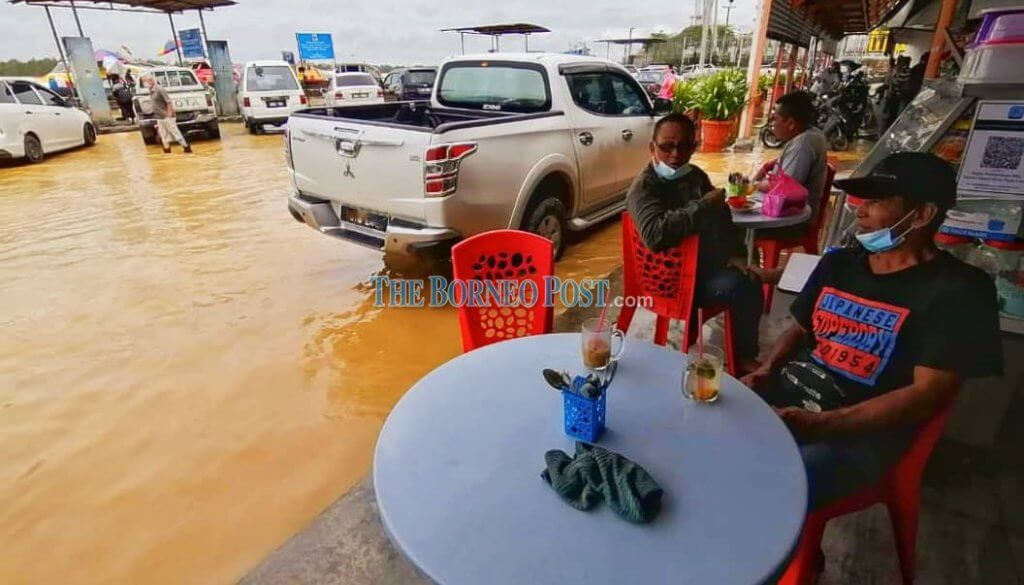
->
[292, 102, 563, 133]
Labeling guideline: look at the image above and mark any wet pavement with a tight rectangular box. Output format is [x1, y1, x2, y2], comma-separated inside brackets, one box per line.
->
[0, 125, 869, 584]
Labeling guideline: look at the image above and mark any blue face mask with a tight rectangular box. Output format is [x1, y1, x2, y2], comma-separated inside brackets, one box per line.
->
[653, 160, 693, 181]
[854, 211, 916, 253]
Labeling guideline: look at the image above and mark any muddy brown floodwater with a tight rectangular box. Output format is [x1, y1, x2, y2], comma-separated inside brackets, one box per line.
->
[0, 125, 869, 584]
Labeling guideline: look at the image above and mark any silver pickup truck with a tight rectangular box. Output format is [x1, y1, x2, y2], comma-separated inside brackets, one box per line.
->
[286, 53, 671, 259]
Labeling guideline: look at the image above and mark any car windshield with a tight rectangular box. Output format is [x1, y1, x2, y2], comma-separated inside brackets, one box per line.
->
[437, 63, 549, 113]
[336, 74, 377, 87]
[246, 66, 299, 91]
[143, 70, 200, 91]
[406, 70, 436, 85]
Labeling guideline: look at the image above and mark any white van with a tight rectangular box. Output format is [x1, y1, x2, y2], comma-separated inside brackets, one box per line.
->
[237, 60, 306, 134]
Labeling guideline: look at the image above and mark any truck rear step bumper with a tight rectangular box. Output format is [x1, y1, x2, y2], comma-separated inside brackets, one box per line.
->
[287, 193, 460, 255]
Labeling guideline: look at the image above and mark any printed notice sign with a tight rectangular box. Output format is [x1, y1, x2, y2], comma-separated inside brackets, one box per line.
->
[958, 100, 1024, 198]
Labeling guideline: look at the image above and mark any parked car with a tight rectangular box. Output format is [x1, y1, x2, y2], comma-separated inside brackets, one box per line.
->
[286, 53, 671, 260]
[624, 65, 639, 77]
[190, 60, 215, 85]
[635, 69, 663, 98]
[134, 66, 220, 145]
[0, 78, 96, 163]
[237, 60, 307, 134]
[323, 72, 384, 107]
[679, 64, 719, 79]
[384, 67, 437, 101]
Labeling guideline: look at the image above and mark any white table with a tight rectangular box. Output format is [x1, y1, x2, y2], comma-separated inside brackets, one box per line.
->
[374, 334, 808, 585]
[731, 200, 812, 265]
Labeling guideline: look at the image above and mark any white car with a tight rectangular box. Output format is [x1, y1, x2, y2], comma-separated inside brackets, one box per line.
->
[0, 78, 96, 163]
[287, 53, 671, 260]
[237, 60, 307, 134]
[323, 72, 384, 108]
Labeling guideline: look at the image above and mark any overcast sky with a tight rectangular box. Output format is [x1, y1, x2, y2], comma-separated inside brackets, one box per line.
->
[0, 0, 759, 65]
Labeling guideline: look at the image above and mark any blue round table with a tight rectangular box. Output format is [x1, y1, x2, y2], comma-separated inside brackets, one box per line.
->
[374, 334, 807, 585]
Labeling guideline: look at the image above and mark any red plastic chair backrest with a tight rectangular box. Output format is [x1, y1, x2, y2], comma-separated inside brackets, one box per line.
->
[809, 163, 837, 240]
[451, 229, 554, 352]
[620, 212, 700, 321]
[886, 398, 955, 492]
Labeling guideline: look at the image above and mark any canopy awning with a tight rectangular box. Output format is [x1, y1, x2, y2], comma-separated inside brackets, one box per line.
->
[791, 0, 912, 36]
[9, 0, 235, 13]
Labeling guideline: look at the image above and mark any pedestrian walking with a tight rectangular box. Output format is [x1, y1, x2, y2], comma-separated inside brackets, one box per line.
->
[112, 76, 134, 124]
[141, 74, 192, 154]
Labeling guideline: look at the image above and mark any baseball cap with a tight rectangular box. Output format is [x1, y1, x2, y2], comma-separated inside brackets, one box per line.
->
[834, 152, 957, 212]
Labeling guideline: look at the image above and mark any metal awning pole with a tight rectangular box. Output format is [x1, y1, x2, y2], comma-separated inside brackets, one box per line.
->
[460, 32, 465, 55]
[525, 34, 529, 52]
[44, 6, 76, 97]
[167, 12, 184, 66]
[198, 9, 210, 47]
[69, 0, 84, 35]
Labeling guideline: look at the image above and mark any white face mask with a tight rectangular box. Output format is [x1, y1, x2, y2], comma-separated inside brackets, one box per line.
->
[652, 159, 693, 181]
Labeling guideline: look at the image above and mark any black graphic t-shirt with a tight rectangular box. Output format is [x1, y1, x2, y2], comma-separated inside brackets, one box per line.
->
[789, 248, 1003, 408]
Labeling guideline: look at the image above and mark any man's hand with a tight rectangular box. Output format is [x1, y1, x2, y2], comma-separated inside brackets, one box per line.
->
[740, 366, 772, 391]
[702, 187, 726, 208]
[753, 160, 776, 181]
[774, 406, 828, 441]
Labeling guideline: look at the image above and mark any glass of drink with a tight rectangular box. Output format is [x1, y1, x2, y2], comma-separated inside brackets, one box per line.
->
[581, 318, 625, 372]
[683, 344, 724, 403]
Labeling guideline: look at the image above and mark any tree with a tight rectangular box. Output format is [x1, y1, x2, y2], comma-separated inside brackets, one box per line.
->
[0, 58, 58, 77]
[639, 26, 742, 67]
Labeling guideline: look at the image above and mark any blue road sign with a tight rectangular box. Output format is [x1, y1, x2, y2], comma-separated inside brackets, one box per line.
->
[296, 32, 335, 61]
[180, 28, 205, 58]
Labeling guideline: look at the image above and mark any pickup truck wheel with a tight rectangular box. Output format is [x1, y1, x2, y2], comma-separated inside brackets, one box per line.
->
[141, 127, 158, 145]
[206, 121, 221, 140]
[246, 119, 259, 135]
[523, 197, 567, 261]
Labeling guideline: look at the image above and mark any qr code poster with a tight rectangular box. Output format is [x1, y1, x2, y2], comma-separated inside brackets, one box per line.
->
[958, 101, 1024, 198]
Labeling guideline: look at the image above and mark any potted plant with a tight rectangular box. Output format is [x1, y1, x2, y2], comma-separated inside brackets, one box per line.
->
[672, 77, 703, 120]
[693, 69, 748, 152]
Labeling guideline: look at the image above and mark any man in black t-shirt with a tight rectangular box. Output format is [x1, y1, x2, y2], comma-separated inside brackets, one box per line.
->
[743, 152, 1002, 510]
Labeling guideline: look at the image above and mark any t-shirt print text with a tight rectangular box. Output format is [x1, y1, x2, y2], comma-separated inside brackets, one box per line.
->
[809, 287, 911, 386]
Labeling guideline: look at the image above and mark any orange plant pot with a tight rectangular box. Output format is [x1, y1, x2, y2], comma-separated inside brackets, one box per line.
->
[700, 119, 734, 152]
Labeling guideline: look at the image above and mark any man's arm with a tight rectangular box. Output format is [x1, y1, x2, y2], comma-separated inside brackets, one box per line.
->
[740, 323, 807, 388]
[626, 175, 723, 252]
[776, 366, 959, 442]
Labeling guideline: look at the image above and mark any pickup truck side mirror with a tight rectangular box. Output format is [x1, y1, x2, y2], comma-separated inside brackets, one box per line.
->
[652, 98, 673, 115]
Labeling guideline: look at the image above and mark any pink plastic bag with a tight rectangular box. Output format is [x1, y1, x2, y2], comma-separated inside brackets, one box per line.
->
[762, 170, 809, 217]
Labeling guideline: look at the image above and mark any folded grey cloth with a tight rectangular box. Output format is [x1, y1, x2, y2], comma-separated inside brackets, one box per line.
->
[541, 442, 663, 524]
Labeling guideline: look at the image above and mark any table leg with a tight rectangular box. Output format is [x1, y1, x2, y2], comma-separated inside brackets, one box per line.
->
[746, 229, 756, 266]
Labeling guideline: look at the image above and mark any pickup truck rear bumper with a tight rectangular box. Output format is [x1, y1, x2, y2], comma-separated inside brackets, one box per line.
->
[287, 193, 460, 256]
[140, 112, 217, 133]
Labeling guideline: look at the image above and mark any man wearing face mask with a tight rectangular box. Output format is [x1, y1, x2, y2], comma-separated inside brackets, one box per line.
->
[627, 113, 765, 373]
[742, 152, 1002, 511]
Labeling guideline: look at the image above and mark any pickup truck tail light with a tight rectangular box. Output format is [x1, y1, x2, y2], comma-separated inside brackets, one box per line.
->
[243, 97, 251, 108]
[300, 94, 308, 105]
[284, 127, 294, 170]
[377, 90, 384, 98]
[335, 92, 345, 100]
[206, 94, 213, 108]
[424, 142, 477, 197]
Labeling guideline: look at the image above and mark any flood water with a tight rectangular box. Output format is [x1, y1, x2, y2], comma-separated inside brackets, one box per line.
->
[0, 126, 868, 584]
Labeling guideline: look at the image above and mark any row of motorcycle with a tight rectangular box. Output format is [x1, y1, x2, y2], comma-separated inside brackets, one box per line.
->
[759, 65, 881, 152]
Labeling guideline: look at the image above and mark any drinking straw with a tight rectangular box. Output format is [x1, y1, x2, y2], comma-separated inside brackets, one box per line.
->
[697, 308, 704, 358]
[597, 302, 610, 331]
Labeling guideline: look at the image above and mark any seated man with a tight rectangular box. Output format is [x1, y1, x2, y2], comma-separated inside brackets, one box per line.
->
[755, 91, 829, 230]
[742, 152, 1003, 510]
[627, 113, 764, 373]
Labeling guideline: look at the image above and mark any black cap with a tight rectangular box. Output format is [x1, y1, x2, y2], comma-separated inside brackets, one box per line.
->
[834, 152, 957, 211]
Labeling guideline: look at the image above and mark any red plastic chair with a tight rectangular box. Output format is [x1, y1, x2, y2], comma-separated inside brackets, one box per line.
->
[616, 212, 738, 375]
[756, 163, 836, 313]
[451, 230, 554, 352]
[779, 399, 956, 585]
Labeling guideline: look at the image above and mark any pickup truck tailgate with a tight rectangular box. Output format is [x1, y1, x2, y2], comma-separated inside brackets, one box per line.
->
[288, 115, 432, 222]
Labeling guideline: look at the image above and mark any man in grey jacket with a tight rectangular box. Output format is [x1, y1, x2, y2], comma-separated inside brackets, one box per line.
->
[626, 113, 765, 373]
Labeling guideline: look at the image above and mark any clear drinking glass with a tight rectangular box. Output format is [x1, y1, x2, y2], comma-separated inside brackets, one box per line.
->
[581, 318, 625, 371]
[682, 344, 724, 403]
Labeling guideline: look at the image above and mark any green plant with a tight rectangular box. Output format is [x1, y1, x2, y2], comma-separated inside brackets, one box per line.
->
[671, 77, 703, 114]
[693, 69, 748, 121]
[758, 73, 772, 95]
